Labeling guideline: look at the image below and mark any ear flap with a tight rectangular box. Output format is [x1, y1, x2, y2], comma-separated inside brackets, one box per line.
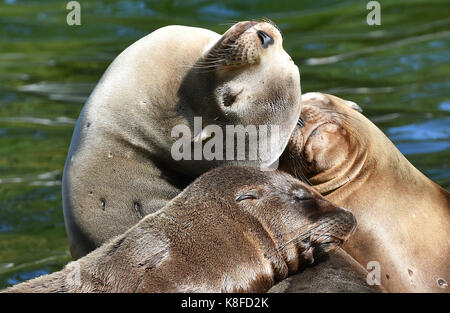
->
[236, 189, 261, 202]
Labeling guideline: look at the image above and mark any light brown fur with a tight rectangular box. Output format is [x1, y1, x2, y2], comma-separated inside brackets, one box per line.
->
[279, 92, 450, 292]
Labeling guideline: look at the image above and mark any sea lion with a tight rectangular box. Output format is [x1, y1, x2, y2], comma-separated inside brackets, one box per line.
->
[279, 92, 450, 292]
[268, 248, 386, 293]
[63, 20, 302, 258]
[5, 166, 355, 293]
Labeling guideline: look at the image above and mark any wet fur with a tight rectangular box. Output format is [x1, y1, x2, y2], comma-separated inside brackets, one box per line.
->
[5, 166, 355, 293]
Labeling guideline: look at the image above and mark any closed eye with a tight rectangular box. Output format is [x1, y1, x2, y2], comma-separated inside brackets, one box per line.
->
[294, 195, 313, 201]
[236, 193, 257, 201]
[292, 189, 313, 201]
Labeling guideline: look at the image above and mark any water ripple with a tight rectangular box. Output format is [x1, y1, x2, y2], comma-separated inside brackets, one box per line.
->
[0, 170, 61, 186]
[387, 118, 450, 141]
[304, 30, 450, 66]
[0, 116, 76, 126]
[17, 81, 94, 103]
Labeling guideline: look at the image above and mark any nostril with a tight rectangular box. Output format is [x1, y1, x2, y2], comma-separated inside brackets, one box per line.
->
[256, 30, 274, 49]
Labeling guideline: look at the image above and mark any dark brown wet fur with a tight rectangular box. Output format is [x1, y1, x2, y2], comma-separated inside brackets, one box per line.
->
[5, 166, 355, 293]
[269, 248, 386, 293]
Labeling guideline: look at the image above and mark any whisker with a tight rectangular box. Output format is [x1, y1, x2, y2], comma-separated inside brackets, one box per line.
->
[194, 60, 224, 66]
[255, 17, 282, 35]
[276, 223, 323, 252]
[219, 22, 239, 27]
[222, 20, 242, 26]
[286, 148, 312, 186]
[309, 222, 340, 245]
[285, 221, 337, 251]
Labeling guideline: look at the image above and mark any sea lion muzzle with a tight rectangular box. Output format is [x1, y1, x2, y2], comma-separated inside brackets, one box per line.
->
[256, 30, 274, 48]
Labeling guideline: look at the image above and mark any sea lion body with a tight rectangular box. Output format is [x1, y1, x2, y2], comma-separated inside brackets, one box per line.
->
[280, 92, 450, 292]
[269, 248, 386, 293]
[7, 166, 355, 293]
[63, 22, 302, 258]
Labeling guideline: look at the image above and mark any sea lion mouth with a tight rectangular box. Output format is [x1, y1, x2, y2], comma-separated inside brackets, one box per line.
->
[299, 234, 345, 264]
[296, 211, 356, 264]
[311, 234, 344, 255]
[295, 235, 345, 266]
[293, 235, 343, 266]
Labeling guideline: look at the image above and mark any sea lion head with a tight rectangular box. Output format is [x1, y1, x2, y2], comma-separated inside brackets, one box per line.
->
[193, 166, 357, 277]
[280, 92, 366, 182]
[181, 20, 301, 169]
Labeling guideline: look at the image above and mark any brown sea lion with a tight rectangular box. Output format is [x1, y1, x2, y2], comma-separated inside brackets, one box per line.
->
[62, 20, 302, 259]
[5, 166, 355, 293]
[268, 248, 386, 293]
[279, 92, 450, 292]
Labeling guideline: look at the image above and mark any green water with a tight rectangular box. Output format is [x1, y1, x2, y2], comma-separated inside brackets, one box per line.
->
[0, 0, 449, 288]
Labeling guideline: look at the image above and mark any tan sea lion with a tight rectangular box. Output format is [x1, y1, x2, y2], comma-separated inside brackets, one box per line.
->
[6, 166, 355, 293]
[63, 20, 302, 258]
[279, 92, 450, 292]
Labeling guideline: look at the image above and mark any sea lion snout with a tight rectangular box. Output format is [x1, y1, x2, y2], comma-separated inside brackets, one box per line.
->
[204, 20, 283, 68]
[272, 180, 356, 262]
[256, 30, 274, 48]
[303, 201, 357, 262]
[302, 194, 357, 241]
[186, 20, 301, 169]
[289, 183, 356, 232]
[235, 172, 358, 271]
[312, 206, 357, 240]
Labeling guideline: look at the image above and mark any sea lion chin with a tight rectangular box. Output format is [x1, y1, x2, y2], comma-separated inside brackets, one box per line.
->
[5, 166, 356, 293]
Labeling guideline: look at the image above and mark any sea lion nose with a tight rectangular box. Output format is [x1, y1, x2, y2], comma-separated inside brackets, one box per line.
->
[256, 30, 274, 49]
[329, 207, 357, 235]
